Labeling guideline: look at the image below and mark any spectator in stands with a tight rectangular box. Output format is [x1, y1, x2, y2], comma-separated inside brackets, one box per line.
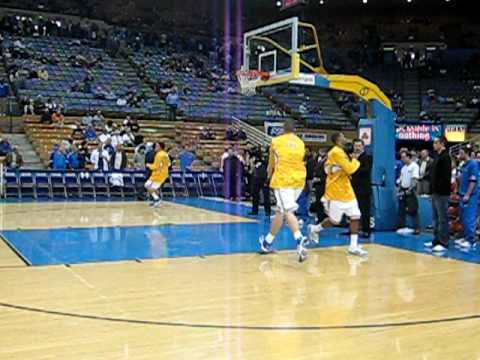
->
[82, 112, 94, 127]
[237, 128, 247, 141]
[226, 126, 236, 141]
[0, 137, 12, 156]
[178, 146, 196, 173]
[129, 118, 140, 133]
[92, 111, 105, 128]
[52, 143, 68, 170]
[52, 110, 65, 127]
[40, 108, 52, 124]
[110, 144, 128, 171]
[103, 138, 115, 156]
[201, 126, 215, 140]
[5, 147, 23, 169]
[71, 124, 85, 141]
[77, 141, 90, 169]
[166, 87, 179, 121]
[134, 144, 146, 170]
[111, 131, 124, 148]
[90, 143, 111, 171]
[98, 129, 111, 144]
[417, 149, 433, 196]
[84, 124, 97, 141]
[105, 120, 115, 134]
[45, 98, 56, 113]
[121, 129, 135, 147]
[67, 144, 81, 170]
[21, 96, 34, 115]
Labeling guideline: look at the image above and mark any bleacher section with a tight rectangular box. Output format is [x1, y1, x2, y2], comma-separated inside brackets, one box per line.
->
[23, 118, 247, 170]
[3, 35, 165, 117]
[130, 49, 292, 124]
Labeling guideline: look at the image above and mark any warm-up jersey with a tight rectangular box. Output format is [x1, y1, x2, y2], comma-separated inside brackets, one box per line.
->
[269, 133, 306, 189]
[324, 146, 360, 202]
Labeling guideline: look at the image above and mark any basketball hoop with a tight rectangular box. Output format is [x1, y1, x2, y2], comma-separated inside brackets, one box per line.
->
[236, 70, 270, 96]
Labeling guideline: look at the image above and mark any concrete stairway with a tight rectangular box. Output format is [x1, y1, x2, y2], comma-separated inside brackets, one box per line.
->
[6, 134, 44, 169]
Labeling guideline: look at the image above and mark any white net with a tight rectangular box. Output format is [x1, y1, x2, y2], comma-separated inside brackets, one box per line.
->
[236, 70, 269, 96]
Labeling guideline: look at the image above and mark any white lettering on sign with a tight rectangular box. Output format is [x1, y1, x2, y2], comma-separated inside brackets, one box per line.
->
[290, 74, 316, 86]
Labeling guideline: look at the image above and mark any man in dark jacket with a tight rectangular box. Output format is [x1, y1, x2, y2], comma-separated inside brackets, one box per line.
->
[249, 146, 271, 216]
[425, 137, 451, 252]
[351, 139, 373, 238]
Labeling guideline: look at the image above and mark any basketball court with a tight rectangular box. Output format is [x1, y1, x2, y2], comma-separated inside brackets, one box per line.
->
[0, 198, 479, 359]
[1, 12, 480, 360]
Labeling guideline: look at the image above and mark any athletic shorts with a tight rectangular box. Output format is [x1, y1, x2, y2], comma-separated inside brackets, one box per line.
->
[323, 198, 361, 223]
[273, 188, 303, 214]
[145, 180, 163, 190]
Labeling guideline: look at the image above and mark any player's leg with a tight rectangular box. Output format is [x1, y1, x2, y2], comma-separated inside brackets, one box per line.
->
[346, 200, 368, 257]
[259, 190, 285, 253]
[145, 180, 161, 207]
[307, 199, 340, 243]
[283, 189, 308, 262]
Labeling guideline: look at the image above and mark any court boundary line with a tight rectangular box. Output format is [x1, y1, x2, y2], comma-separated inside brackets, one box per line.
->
[0, 301, 479, 331]
[0, 234, 31, 266]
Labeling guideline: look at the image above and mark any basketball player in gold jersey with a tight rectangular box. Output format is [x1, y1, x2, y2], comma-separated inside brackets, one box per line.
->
[259, 119, 308, 262]
[308, 132, 368, 257]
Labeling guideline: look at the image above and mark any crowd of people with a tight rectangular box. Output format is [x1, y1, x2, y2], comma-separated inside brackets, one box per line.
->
[0, 136, 24, 168]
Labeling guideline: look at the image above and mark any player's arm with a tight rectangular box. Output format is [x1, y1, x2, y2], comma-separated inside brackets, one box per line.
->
[267, 146, 275, 180]
[147, 154, 160, 170]
[332, 150, 360, 175]
[464, 164, 477, 201]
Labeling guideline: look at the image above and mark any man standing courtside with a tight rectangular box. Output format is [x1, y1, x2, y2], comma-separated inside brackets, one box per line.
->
[425, 137, 451, 252]
[259, 119, 308, 262]
[455, 148, 478, 250]
[351, 139, 373, 238]
[145, 142, 170, 208]
[308, 132, 368, 257]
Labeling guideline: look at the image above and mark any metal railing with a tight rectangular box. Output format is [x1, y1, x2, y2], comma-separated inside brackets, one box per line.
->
[231, 116, 271, 147]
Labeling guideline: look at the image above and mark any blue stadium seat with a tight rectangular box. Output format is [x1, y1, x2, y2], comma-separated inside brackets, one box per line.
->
[197, 172, 214, 197]
[34, 172, 51, 199]
[65, 173, 81, 198]
[92, 173, 110, 198]
[4, 171, 19, 199]
[183, 173, 200, 197]
[160, 176, 175, 199]
[79, 173, 95, 199]
[122, 173, 137, 198]
[211, 173, 225, 197]
[50, 172, 67, 199]
[170, 173, 188, 197]
[19, 172, 36, 199]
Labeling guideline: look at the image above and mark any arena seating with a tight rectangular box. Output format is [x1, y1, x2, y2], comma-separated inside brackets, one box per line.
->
[23, 117, 248, 169]
[3, 35, 165, 117]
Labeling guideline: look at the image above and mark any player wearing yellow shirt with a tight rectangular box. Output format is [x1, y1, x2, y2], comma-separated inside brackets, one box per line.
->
[259, 119, 309, 262]
[145, 142, 170, 208]
[308, 132, 368, 257]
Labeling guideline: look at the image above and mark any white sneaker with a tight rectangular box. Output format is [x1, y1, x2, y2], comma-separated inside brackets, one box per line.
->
[454, 238, 465, 246]
[432, 244, 447, 252]
[297, 236, 308, 263]
[424, 241, 434, 247]
[459, 240, 472, 249]
[348, 246, 368, 257]
[307, 224, 320, 245]
[152, 200, 162, 208]
[396, 228, 410, 234]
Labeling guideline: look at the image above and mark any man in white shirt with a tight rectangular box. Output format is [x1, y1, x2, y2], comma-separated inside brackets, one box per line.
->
[397, 151, 421, 234]
[90, 144, 111, 171]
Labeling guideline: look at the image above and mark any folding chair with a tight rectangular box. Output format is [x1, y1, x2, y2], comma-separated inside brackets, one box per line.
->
[50, 172, 67, 199]
[19, 172, 36, 199]
[34, 172, 51, 199]
[65, 173, 81, 198]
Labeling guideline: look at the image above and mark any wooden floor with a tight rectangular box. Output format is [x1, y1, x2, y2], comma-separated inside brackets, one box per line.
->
[0, 201, 252, 230]
[0, 243, 480, 359]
